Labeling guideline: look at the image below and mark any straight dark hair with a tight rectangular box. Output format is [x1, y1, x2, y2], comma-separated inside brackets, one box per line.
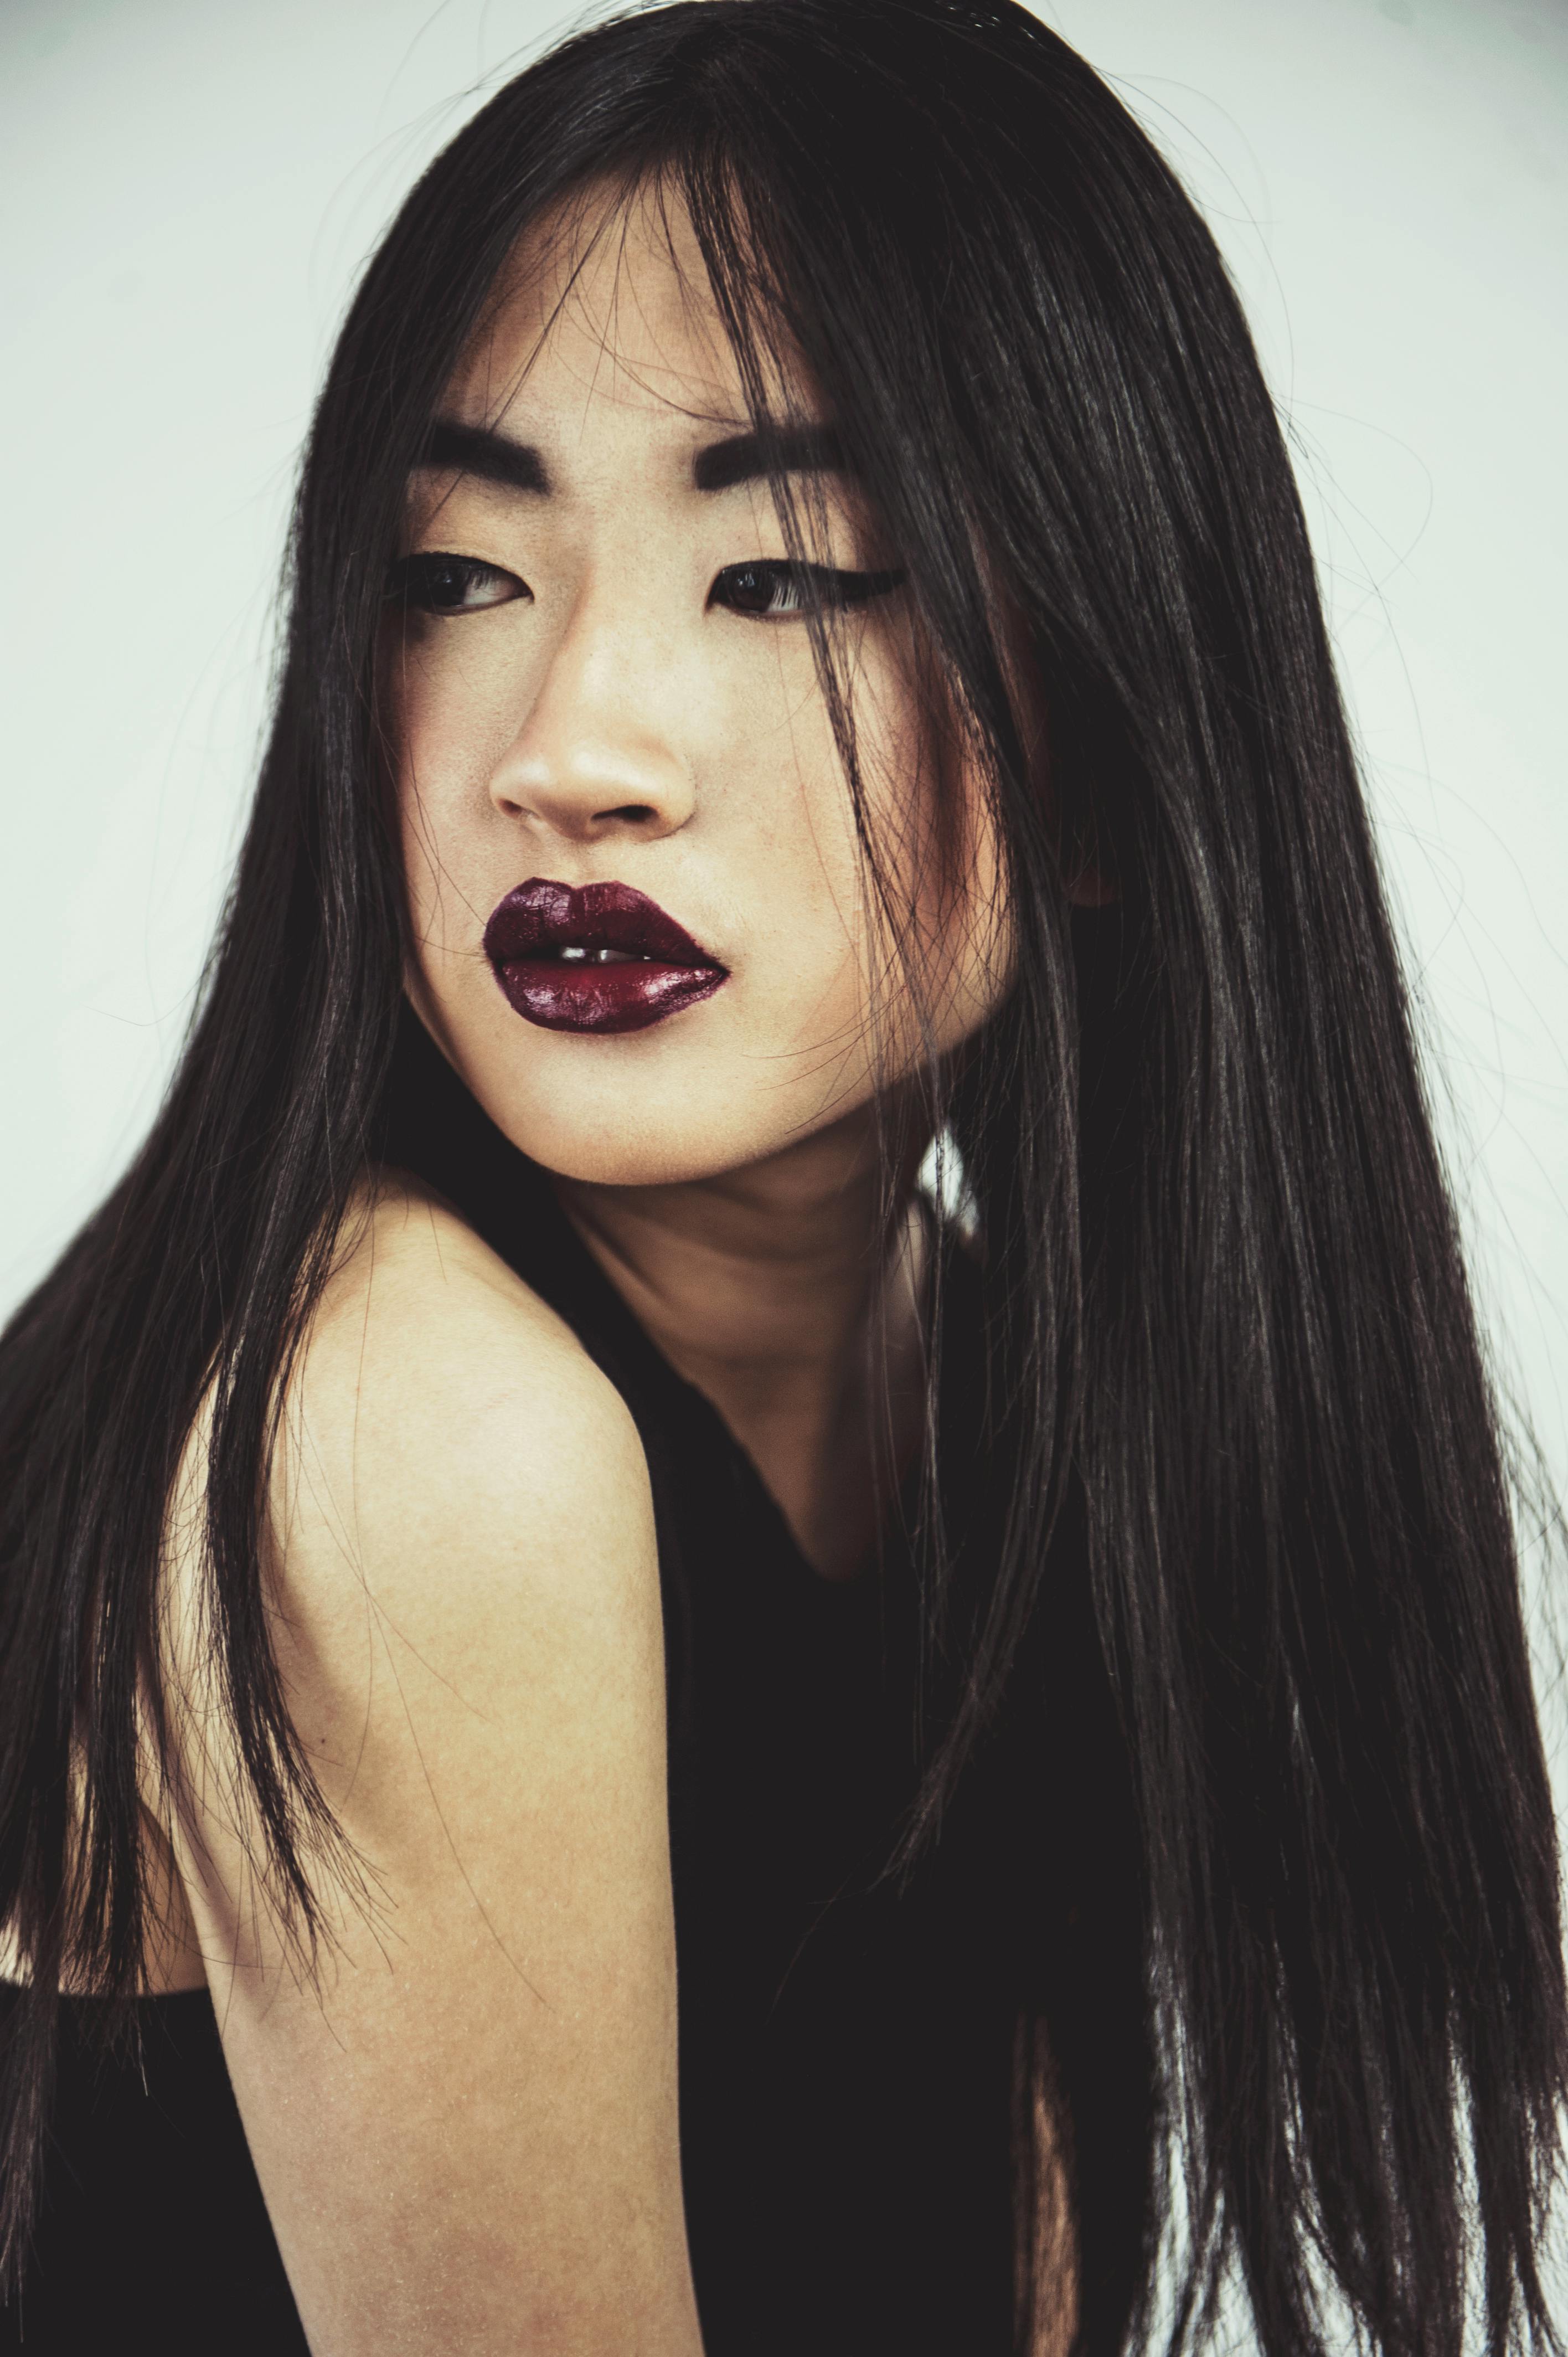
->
[1, 4, 1561, 2349]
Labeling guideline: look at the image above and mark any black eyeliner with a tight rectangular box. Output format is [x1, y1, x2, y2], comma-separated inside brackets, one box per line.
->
[708, 559, 906, 614]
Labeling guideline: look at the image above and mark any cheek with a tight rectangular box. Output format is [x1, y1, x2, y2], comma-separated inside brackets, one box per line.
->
[946, 794, 1015, 1041]
[925, 794, 1016, 1055]
[847, 647, 1017, 1061]
[396, 763, 477, 982]
[385, 628, 527, 950]
[389, 620, 515, 783]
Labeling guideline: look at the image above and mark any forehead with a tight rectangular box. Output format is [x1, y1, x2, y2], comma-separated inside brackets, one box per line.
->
[443, 179, 789, 444]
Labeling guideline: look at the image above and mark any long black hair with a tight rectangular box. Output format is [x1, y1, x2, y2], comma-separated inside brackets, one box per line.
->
[1, 4, 1561, 2350]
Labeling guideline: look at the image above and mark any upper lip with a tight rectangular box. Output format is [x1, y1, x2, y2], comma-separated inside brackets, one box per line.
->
[482, 878, 724, 969]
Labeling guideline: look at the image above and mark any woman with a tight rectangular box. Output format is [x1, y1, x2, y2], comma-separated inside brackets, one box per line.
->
[0, 2, 1561, 2350]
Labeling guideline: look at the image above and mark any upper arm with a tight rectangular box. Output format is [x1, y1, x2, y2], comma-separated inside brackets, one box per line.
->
[160, 1185, 700, 2356]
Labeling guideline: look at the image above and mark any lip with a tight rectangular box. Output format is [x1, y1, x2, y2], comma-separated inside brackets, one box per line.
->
[481, 877, 729, 1036]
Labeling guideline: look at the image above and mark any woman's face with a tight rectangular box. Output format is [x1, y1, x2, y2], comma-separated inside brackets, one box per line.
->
[388, 186, 1013, 1187]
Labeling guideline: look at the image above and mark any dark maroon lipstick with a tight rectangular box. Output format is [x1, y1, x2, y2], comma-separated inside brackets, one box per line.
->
[482, 878, 729, 1035]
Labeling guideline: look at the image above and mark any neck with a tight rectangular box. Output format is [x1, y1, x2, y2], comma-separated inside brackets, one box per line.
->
[556, 1109, 929, 1581]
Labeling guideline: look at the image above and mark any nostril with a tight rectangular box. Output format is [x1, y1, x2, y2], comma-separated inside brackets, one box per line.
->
[597, 804, 660, 826]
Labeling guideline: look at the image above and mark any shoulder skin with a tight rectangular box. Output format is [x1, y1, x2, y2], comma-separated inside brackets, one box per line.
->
[157, 1174, 701, 2357]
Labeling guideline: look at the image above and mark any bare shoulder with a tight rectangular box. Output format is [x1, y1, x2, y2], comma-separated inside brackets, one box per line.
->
[157, 1165, 661, 1836]
[289, 1167, 644, 1535]
[262, 1169, 659, 1770]
[154, 1175, 693, 2353]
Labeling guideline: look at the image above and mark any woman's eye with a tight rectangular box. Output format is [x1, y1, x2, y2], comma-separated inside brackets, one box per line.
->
[708, 560, 905, 619]
[387, 553, 530, 614]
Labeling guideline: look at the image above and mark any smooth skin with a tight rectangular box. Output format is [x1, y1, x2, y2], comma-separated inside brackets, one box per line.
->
[142, 182, 1086, 2353]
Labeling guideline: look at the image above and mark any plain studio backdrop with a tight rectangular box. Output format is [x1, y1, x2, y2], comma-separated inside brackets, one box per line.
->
[2, 0, 1565, 2338]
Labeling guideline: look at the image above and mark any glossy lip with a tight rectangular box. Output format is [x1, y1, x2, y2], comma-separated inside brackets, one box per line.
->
[481, 877, 730, 1036]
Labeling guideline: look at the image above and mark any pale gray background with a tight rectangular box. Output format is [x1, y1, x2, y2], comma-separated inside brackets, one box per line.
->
[2, 0, 1565, 2334]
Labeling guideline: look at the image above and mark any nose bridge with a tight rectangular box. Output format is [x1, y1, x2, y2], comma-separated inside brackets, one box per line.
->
[492, 577, 693, 838]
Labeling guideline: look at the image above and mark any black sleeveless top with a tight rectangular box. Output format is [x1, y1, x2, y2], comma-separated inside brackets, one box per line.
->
[2, 1021, 1153, 2354]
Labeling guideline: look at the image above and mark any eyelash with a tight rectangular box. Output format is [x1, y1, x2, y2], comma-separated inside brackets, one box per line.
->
[386, 554, 524, 614]
[385, 553, 905, 620]
[707, 560, 906, 618]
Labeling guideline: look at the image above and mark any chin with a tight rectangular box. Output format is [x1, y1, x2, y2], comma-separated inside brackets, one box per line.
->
[500, 1104, 762, 1190]
[439, 1038, 792, 1190]
[410, 968, 880, 1191]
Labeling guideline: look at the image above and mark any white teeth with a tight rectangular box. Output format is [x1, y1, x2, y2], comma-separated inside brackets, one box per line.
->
[555, 944, 643, 965]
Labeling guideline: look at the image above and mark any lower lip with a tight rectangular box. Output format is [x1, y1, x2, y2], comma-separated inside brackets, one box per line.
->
[492, 959, 727, 1035]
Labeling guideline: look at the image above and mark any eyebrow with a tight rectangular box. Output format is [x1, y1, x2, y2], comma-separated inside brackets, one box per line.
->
[416, 416, 845, 496]
[691, 425, 845, 492]
[420, 419, 549, 492]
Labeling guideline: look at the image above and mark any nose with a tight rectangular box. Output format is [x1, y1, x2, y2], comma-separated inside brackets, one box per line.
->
[487, 593, 696, 846]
